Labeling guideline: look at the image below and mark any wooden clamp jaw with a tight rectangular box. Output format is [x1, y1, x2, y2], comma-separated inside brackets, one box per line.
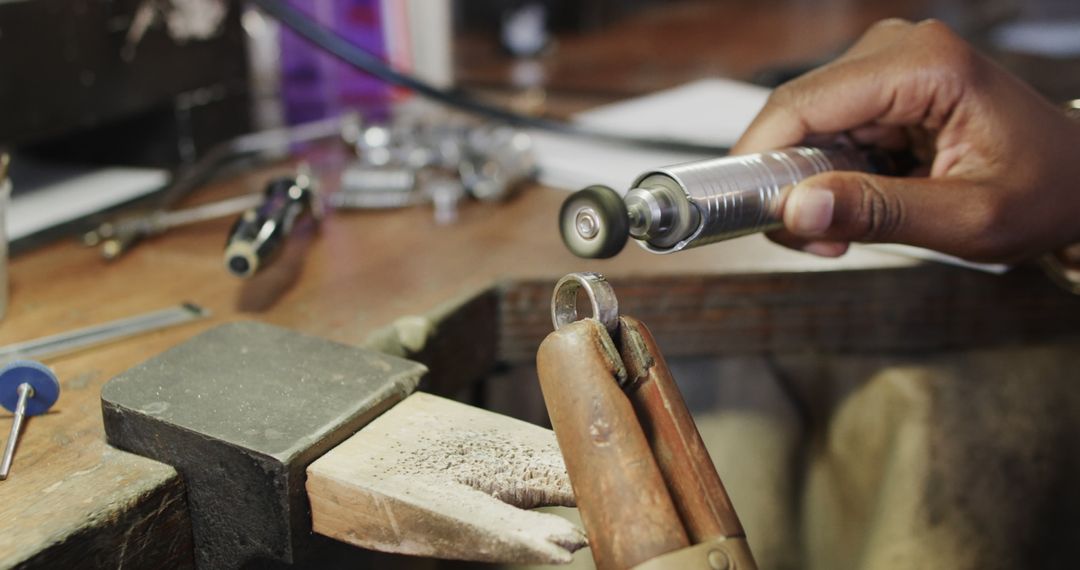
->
[537, 273, 758, 570]
[537, 318, 688, 569]
[616, 316, 747, 544]
[617, 316, 757, 570]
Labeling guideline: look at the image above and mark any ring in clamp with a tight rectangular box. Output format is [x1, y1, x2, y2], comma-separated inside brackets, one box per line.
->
[551, 272, 619, 334]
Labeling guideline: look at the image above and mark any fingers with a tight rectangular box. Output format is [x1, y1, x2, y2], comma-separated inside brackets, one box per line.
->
[844, 18, 915, 57]
[776, 171, 1003, 259]
[732, 57, 903, 153]
[734, 18, 1079, 262]
[732, 19, 968, 155]
[849, 124, 910, 150]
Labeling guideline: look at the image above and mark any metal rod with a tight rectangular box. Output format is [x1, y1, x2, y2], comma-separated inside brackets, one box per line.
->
[0, 383, 32, 479]
[85, 193, 265, 253]
[0, 303, 209, 362]
[157, 193, 263, 230]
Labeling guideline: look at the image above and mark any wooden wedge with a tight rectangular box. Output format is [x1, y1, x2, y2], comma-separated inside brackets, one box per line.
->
[307, 392, 587, 564]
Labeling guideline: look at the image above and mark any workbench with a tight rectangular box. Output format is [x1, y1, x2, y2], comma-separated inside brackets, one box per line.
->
[6, 171, 1080, 568]
[5, 1, 1080, 567]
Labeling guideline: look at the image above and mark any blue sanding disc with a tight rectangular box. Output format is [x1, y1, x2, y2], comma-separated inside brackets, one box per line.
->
[0, 360, 60, 416]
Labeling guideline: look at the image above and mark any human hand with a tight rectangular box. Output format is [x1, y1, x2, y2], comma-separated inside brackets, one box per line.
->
[732, 19, 1080, 262]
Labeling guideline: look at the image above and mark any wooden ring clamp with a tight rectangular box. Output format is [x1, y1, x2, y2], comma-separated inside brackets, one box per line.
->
[538, 273, 758, 570]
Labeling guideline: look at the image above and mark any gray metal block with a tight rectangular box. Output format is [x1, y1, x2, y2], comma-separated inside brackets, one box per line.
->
[101, 321, 426, 569]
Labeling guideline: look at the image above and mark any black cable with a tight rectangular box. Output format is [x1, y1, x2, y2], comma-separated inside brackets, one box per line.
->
[250, 0, 731, 156]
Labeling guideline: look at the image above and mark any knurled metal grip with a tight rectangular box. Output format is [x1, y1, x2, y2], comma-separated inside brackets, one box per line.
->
[630, 146, 871, 253]
[559, 146, 882, 260]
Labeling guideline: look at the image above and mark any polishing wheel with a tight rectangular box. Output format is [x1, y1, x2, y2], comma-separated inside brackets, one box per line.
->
[559, 185, 629, 259]
[0, 360, 60, 416]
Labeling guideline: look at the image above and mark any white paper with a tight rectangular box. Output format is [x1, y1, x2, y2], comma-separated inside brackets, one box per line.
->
[531, 78, 768, 191]
[8, 167, 169, 241]
[992, 21, 1080, 59]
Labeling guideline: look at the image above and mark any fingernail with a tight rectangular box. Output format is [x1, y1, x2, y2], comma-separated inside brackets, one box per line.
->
[788, 187, 834, 236]
[802, 241, 849, 258]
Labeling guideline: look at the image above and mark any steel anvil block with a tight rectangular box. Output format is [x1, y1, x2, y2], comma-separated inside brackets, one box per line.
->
[101, 322, 426, 568]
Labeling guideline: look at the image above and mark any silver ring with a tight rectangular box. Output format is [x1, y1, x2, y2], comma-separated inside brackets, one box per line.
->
[551, 272, 619, 333]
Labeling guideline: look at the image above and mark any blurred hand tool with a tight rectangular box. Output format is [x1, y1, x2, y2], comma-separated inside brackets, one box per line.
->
[333, 116, 537, 221]
[85, 114, 355, 260]
[537, 272, 757, 570]
[82, 192, 263, 259]
[223, 172, 322, 279]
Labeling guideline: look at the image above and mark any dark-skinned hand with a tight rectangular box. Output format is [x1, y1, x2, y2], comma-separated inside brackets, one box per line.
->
[732, 19, 1080, 262]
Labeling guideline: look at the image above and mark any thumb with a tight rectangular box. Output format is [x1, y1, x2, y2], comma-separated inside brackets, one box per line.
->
[782, 170, 986, 253]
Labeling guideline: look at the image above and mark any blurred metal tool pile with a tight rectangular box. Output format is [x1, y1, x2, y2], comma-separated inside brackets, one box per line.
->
[81, 112, 538, 262]
[334, 116, 538, 224]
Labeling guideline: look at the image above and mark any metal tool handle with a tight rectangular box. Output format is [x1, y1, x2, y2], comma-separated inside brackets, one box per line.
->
[561, 145, 907, 259]
[224, 175, 318, 278]
[629, 146, 874, 253]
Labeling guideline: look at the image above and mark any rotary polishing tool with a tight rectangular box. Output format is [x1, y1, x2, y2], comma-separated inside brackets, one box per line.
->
[560, 145, 909, 258]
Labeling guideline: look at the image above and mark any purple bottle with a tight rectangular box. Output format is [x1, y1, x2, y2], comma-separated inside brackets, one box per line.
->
[279, 0, 393, 125]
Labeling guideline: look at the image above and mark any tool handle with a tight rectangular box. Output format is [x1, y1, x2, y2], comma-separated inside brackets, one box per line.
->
[628, 145, 913, 253]
[224, 177, 314, 278]
[536, 319, 689, 570]
[618, 316, 754, 564]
